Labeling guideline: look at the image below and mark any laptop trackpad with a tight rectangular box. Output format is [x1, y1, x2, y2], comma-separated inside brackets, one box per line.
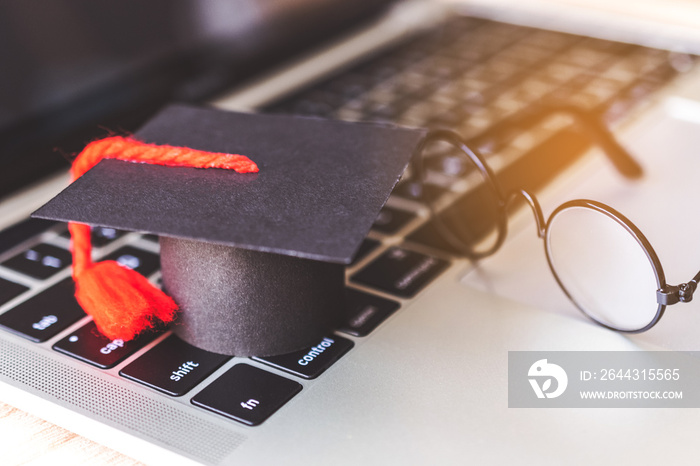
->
[461, 97, 700, 350]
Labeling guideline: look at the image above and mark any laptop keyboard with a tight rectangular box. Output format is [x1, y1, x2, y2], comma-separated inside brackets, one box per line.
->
[0, 16, 693, 428]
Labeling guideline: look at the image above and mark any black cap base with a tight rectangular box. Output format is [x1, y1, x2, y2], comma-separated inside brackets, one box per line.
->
[160, 237, 344, 357]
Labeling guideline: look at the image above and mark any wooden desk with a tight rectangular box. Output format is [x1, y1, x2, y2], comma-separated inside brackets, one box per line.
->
[0, 401, 140, 465]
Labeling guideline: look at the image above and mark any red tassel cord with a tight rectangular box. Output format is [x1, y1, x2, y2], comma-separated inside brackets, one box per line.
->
[69, 136, 258, 340]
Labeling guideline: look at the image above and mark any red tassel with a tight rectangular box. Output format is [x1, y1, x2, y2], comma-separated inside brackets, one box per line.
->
[69, 136, 258, 340]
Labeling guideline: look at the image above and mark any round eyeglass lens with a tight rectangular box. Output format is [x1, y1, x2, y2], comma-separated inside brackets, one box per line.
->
[425, 142, 503, 257]
[545, 204, 661, 332]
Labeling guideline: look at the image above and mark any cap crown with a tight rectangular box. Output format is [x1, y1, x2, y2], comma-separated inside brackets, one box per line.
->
[34, 104, 426, 264]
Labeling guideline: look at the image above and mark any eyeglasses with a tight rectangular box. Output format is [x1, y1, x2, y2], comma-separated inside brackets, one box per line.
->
[414, 108, 700, 333]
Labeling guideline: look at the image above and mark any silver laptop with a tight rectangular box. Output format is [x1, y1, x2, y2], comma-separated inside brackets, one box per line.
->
[2, 0, 700, 464]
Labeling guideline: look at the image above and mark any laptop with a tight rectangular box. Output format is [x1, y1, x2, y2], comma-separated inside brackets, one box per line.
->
[2, 0, 700, 463]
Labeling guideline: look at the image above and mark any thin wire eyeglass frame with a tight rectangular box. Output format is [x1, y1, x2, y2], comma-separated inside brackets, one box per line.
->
[414, 120, 700, 333]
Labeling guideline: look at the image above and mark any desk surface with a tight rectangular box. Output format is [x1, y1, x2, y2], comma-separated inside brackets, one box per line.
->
[0, 401, 140, 465]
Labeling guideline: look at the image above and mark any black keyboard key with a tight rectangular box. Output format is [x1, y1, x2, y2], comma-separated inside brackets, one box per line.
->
[425, 153, 472, 177]
[60, 226, 126, 248]
[0, 278, 85, 342]
[120, 335, 230, 396]
[141, 234, 159, 243]
[191, 364, 301, 426]
[428, 111, 465, 128]
[0, 277, 28, 306]
[406, 222, 464, 256]
[392, 180, 448, 204]
[102, 246, 160, 277]
[341, 289, 400, 337]
[253, 335, 353, 380]
[91, 226, 126, 247]
[372, 206, 416, 235]
[53, 320, 156, 369]
[0, 218, 58, 257]
[407, 185, 502, 256]
[351, 247, 449, 298]
[2, 243, 71, 280]
[350, 238, 380, 266]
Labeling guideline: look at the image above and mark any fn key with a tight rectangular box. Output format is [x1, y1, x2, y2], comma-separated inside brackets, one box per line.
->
[192, 364, 301, 426]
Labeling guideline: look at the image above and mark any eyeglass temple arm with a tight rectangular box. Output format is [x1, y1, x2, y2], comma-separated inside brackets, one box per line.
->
[412, 127, 501, 189]
[657, 270, 700, 305]
[480, 105, 643, 179]
[506, 189, 547, 239]
[413, 130, 549, 243]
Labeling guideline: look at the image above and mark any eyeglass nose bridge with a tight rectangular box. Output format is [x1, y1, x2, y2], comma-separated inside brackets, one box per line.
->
[505, 188, 547, 239]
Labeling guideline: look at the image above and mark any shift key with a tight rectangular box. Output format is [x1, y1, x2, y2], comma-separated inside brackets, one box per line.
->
[0, 278, 85, 342]
[120, 335, 230, 396]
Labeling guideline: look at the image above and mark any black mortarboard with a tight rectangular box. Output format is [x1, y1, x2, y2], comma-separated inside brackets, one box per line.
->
[34, 104, 426, 356]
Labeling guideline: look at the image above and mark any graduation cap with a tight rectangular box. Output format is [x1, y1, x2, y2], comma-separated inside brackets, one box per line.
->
[34, 104, 427, 356]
